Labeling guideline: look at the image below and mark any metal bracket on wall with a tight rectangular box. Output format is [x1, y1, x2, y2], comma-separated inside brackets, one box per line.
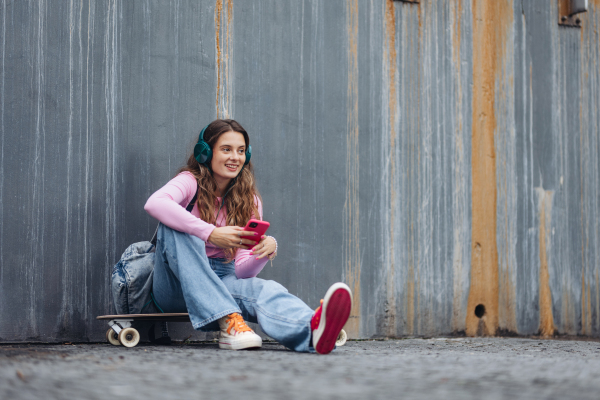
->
[558, 0, 588, 27]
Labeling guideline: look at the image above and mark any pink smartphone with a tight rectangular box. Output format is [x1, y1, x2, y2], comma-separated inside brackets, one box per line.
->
[243, 219, 270, 249]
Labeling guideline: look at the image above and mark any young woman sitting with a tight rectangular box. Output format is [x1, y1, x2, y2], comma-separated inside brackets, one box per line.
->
[144, 119, 352, 354]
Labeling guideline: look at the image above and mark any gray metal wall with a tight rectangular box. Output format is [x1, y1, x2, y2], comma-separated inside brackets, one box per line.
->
[0, 0, 599, 342]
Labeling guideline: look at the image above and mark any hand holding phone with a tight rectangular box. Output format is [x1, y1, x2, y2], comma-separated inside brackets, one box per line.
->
[243, 219, 270, 249]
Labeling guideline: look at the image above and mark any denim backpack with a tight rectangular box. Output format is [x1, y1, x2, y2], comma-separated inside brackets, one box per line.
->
[111, 191, 198, 315]
[111, 241, 160, 314]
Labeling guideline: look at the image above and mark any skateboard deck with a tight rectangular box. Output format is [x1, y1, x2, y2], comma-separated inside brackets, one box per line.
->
[97, 313, 348, 348]
[97, 313, 191, 322]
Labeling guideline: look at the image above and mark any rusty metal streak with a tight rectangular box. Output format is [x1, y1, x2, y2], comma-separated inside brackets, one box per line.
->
[343, 0, 361, 338]
[466, 0, 513, 337]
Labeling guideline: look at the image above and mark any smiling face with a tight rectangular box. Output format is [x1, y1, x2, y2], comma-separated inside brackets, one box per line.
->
[210, 130, 247, 188]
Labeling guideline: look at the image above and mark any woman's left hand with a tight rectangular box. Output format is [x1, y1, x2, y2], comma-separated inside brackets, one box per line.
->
[250, 236, 277, 260]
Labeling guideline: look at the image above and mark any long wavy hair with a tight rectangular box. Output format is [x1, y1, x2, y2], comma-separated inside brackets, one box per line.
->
[179, 119, 261, 259]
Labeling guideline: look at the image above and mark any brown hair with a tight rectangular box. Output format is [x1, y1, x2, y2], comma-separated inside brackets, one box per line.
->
[179, 119, 261, 259]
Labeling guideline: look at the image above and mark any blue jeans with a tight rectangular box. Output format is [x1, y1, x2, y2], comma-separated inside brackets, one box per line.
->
[152, 223, 315, 352]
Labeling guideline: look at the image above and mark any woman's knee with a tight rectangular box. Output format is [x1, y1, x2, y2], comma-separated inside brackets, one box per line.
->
[158, 223, 205, 251]
[228, 277, 288, 300]
[252, 279, 290, 301]
[263, 279, 288, 293]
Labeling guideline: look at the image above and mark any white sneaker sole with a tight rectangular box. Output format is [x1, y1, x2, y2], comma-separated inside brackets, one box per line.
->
[219, 335, 263, 350]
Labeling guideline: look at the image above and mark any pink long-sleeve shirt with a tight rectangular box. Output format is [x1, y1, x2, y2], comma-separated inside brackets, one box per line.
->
[144, 171, 268, 278]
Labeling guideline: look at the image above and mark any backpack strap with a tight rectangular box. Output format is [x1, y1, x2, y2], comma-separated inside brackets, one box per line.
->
[150, 188, 199, 246]
[185, 190, 198, 212]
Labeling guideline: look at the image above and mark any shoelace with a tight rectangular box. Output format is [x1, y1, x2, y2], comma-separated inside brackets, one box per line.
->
[226, 313, 253, 335]
[314, 299, 323, 313]
[312, 299, 324, 327]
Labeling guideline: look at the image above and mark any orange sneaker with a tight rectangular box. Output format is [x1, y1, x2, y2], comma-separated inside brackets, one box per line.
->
[218, 313, 262, 350]
[311, 283, 352, 354]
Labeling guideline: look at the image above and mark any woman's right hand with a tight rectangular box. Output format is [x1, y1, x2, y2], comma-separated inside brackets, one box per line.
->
[207, 226, 258, 249]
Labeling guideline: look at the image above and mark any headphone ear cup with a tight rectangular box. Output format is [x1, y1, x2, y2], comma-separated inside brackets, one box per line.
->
[244, 145, 252, 166]
[194, 141, 212, 165]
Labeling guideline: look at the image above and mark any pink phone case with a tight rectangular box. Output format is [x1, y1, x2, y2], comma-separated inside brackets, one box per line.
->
[243, 219, 270, 248]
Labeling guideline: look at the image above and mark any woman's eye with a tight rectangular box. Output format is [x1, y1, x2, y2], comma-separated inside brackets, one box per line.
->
[223, 148, 230, 152]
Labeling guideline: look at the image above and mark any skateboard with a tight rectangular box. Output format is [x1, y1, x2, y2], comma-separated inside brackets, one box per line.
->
[97, 313, 348, 348]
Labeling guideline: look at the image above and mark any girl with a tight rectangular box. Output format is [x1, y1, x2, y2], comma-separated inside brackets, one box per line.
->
[144, 119, 352, 354]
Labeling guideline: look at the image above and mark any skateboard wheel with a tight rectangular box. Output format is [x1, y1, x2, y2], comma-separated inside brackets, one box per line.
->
[106, 328, 121, 346]
[118, 327, 140, 348]
[336, 329, 347, 347]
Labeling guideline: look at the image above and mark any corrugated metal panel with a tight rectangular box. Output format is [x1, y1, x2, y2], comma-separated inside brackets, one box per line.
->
[1, 0, 599, 342]
[377, 0, 473, 337]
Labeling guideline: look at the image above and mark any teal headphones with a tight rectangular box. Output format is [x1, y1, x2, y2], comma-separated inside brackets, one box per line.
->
[194, 124, 252, 167]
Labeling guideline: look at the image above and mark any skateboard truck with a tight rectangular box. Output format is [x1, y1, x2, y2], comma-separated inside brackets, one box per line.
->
[107, 318, 133, 334]
[105, 318, 140, 348]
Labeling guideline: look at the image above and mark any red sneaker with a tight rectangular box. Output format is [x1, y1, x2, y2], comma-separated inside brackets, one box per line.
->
[311, 282, 352, 354]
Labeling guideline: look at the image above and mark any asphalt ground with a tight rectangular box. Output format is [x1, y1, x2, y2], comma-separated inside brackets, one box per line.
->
[1, 337, 599, 400]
